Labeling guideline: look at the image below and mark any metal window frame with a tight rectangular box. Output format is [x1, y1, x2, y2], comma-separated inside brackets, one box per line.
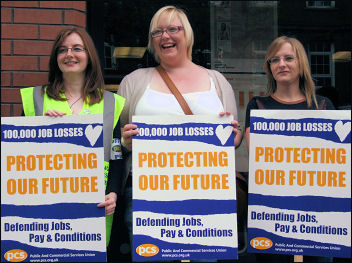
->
[306, 1, 335, 9]
[308, 42, 335, 88]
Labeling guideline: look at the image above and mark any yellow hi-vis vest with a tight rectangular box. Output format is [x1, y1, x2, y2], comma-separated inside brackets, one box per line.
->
[20, 86, 125, 246]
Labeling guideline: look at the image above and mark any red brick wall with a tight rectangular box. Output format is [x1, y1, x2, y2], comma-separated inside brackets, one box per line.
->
[1, 1, 86, 117]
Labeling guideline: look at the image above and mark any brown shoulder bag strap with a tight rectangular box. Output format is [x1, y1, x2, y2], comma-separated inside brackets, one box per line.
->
[156, 65, 193, 115]
[256, 99, 265, 109]
[318, 99, 326, 110]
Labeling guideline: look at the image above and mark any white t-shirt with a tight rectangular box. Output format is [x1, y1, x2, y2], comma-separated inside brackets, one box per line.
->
[135, 77, 224, 115]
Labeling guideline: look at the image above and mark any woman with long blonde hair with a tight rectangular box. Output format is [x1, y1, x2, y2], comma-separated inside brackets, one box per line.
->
[245, 36, 334, 149]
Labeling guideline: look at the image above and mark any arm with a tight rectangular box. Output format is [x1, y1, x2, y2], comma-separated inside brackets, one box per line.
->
[117, 70, 142, 151]
[121, 123, 139, 151]
[215, 71, 239, 120]
[117, 76, 132, 129]
[219, 111, 243, 148]
[98, 120, 124, 216]
[44, 110, 66, 116]
[98, 192, 117, 216]
[117, 68, 154, 151]
[22, 105, 66, 117]
[245, 97, 258, 152]
[324, 97, 335, 110]
[212, 70, 242, 147]
[234, 121, 243, 148]
[117, 74, 136, 152]
[117, 68, 154, 128]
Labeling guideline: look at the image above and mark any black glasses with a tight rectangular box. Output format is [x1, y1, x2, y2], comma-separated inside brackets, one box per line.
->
[268, 56, 296, 65]
[151, 26, 184, 38]
[57, 46, 86, 55]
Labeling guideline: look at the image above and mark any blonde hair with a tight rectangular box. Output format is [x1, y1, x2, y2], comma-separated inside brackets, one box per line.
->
[147, 5, 194, 63]
[264, 36, 318, 108]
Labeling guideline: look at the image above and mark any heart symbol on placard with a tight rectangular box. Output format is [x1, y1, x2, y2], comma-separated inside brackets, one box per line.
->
[215, 125, 233, 145]
[334, 120, 351, 142]
[85, 125, 103, 146]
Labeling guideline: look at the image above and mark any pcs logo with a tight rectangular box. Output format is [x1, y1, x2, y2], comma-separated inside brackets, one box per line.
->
[136, 244, 159, 257]
[250, 237, 273, 250]
[4, 249, 28, 262]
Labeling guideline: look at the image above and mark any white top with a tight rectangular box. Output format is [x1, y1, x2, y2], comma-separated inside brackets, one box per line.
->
[135, 77, 224, 115]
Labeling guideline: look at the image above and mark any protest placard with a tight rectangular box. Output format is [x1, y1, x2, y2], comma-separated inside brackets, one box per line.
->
[247, 110, 351, 258]
[132, 115, 238, 261]
[1, 114, 106, 262]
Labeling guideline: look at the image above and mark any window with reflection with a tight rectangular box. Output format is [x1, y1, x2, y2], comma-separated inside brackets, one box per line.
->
[96, 0, 350, 173]
[98, 0, 350, 108]
[103, 0, 210, 85]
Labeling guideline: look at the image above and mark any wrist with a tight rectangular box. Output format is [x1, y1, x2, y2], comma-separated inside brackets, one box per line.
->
[121, 136, 132, 151]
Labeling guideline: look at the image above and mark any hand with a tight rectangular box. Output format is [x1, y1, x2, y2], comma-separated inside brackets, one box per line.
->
[97, 192, 117, 216]
[44, 110, 66, 117]
[219, 111, 243, 148]
[121, 123, 139, 150]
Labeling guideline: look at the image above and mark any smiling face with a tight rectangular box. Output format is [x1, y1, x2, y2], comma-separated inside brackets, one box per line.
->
[57, 32, 88, 76]
[152, 12, 187, 65]
[270, 42, 300, 87]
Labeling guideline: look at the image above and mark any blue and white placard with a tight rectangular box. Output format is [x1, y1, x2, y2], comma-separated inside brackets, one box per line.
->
[247, 110, 351, 258]
[132, 115, 238, 261]
[1, 114, 106, 262]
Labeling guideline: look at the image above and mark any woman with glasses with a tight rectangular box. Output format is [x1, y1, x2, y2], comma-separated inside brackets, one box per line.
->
[245, 36, 334, 150]
[244, 36, 335, 262]
[20, 27, 125, 247]
[117, 5, 242, 255]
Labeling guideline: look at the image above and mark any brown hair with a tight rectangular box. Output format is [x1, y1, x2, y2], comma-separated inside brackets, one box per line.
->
[264, 36, 318, 108]
[147, 5, 194, 63]
[45, 27, 104, 105]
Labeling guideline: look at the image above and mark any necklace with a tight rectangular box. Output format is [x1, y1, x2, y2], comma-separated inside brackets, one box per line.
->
[69, 97, 81, 109]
